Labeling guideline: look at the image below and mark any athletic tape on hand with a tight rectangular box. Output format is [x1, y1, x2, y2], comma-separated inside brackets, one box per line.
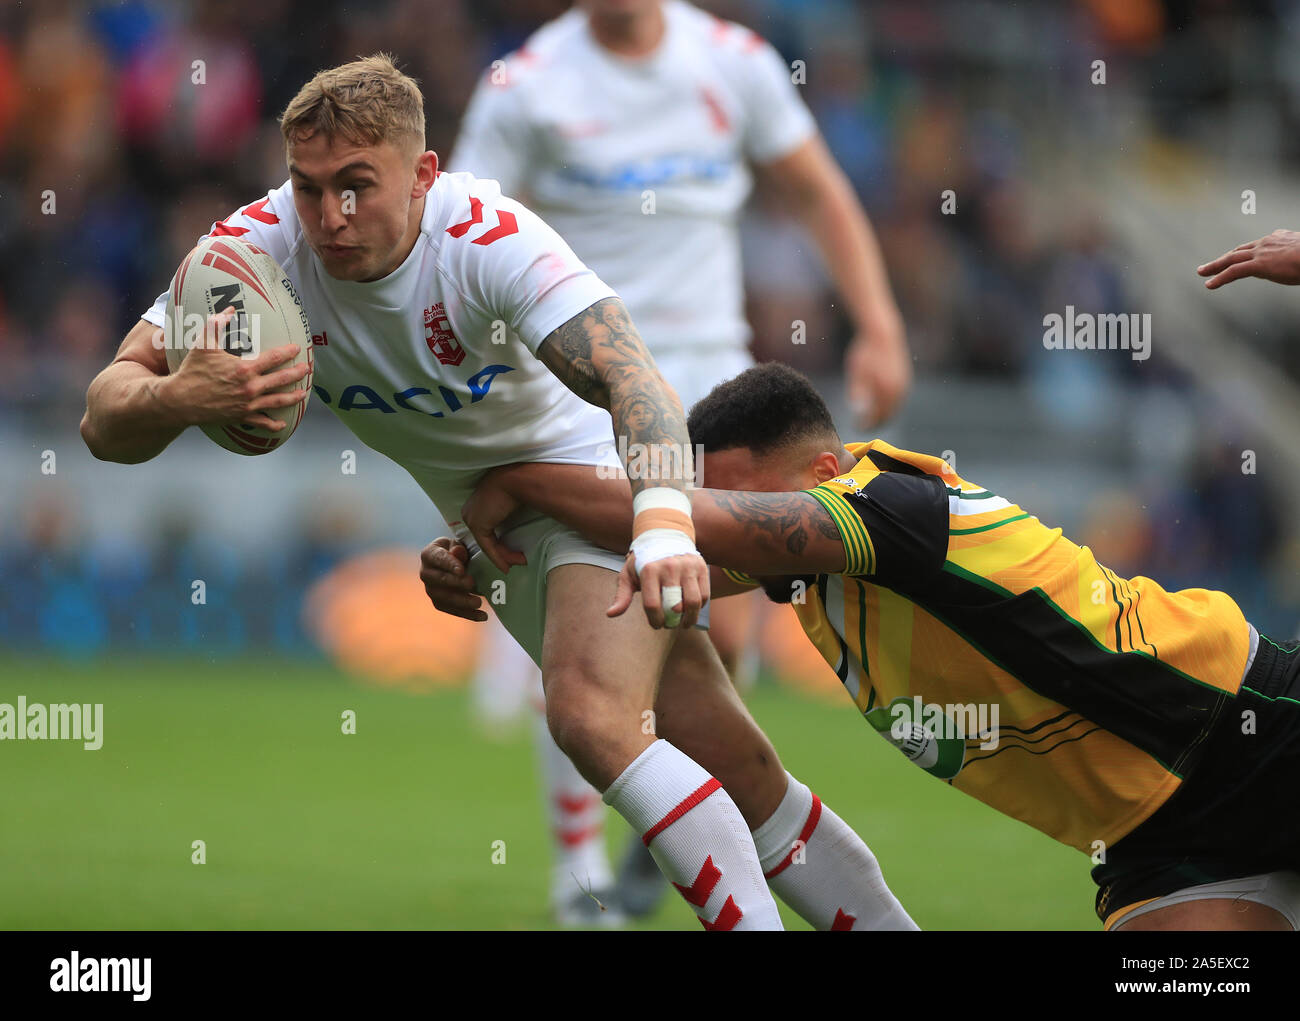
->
[630, 527, 699, 576]
[661, 585, 683, 628]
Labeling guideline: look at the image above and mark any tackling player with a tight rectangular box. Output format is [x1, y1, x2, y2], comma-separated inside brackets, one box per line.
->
[81, 55, 916, 931]
[448, 0, 911, 920]
[448, 362, 1300, 930]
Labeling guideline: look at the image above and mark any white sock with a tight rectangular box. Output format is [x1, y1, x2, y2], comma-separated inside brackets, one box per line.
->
[533, 707, 613, 898]
[752, 772, 918, 931]
[471, 617, 536, 732]
[604, 740, 783, 930]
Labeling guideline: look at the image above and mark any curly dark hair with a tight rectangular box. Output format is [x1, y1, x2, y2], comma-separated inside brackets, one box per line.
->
[686, 362, 840, 455]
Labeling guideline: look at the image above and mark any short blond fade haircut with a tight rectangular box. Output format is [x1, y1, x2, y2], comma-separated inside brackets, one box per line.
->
[280, 53, 425, 156]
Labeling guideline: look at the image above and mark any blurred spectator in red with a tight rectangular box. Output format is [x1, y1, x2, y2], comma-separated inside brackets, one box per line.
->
[117, 0, 262, 187]
[0, 35, 19, 156]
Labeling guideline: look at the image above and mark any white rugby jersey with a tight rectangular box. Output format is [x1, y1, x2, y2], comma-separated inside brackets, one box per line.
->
[142, 172, 621, 521]
[450, 0, 816, 361]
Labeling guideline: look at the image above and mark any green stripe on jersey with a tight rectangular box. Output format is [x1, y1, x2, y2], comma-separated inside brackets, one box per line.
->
[949, 512, 1031, 536]
[805, 488, 872, 575]
[722, 567, 759, 588]
[940, 561, 1014, 597]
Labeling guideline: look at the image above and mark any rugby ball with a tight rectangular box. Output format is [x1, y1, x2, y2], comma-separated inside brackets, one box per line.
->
[163, 235, 314, 455]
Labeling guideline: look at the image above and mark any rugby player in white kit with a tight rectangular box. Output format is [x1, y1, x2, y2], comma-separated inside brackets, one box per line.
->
[444, 0, 911, 920]
[80, 55, 915, 931]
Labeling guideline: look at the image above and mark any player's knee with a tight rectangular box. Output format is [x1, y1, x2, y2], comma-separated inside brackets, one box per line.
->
[544, 699, 592, 763]
[543, 668, 629, 760]
[543, 691, 649, 792]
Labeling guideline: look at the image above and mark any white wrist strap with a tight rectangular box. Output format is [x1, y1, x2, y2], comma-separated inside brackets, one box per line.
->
[631, 528, 699, 576]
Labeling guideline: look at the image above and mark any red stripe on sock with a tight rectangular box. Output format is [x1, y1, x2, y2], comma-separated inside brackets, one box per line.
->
[555, 823, 602, 848]
[763, 793, 823, 880]
[555, 792, 599, 814]
[642, 777, 722, 847]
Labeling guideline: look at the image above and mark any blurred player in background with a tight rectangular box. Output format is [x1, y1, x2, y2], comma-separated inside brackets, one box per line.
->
[449, 0, 910, 922]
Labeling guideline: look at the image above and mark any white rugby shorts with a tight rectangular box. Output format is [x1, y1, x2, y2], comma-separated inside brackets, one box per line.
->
[1107, 871, 1300, 930]
[455, 513, 708, 668]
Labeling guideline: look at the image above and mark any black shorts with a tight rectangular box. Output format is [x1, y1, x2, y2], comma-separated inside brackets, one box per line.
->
[1092, 631, 1300, 923]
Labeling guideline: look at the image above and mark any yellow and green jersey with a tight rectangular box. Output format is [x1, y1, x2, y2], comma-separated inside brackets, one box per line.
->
[732, 440, 1252, 853]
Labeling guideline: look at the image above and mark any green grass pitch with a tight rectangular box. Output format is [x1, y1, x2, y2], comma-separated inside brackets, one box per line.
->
[0, 656, 1096, 930]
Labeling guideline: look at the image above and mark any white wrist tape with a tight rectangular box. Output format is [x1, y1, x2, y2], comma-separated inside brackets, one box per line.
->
[632, 488, 692, 518]
[630, 489, 698, 576]
[631, 527, 699, 575]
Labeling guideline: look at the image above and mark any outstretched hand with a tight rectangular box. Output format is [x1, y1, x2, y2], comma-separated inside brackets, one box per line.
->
[1198, 229, 1300, 289]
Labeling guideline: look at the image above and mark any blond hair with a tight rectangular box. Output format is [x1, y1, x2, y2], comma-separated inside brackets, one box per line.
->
[279, 53, 425, 155]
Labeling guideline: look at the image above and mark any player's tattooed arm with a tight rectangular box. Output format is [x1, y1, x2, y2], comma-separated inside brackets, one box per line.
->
[462, 463, 850, 576]
[691, 489, 848, 576]
[465, 457, 851, 575]
[537, 298, 692, 498]
[607, 487, 849, 618]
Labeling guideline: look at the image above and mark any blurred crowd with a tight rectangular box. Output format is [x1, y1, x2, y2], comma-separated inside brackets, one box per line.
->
[2, 0, 1298, 650]
[9, 0, 1300, 413]
[0, 488, 365, 654]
